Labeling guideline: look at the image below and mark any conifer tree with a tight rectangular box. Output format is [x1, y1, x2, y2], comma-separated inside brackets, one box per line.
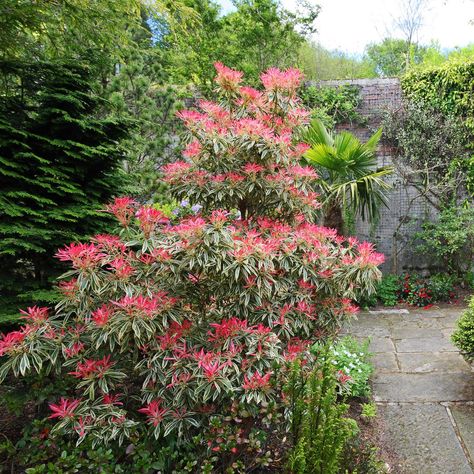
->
[107, 47, 183, 201]
[0, 61, 128, 322]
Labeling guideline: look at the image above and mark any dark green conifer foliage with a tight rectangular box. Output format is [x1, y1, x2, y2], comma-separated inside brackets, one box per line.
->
[107, 47, 183, 201]
[0, 61, 128, 324]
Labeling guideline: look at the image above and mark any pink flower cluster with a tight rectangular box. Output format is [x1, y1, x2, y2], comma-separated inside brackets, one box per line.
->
[112, 292, 177, 319]
[208, 317, 247, 342]
[108, 258, 134, 279]
[260, 67, 303, 93]
[92, 304, 113, 327]
[106, 197, 137, 227]
[20, 306, 49, 324]
[0, 329, 28, 356]
[136, 207, 169, 237]
[138, 399, 168, 426]
[157, 320, 192, 350]
[214, 62, 243, 90]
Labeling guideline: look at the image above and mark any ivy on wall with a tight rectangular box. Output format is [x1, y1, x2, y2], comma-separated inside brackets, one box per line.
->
[299, 84, 364, 128]
[401, 60, 474, 195]
[402, 61, 474, 133]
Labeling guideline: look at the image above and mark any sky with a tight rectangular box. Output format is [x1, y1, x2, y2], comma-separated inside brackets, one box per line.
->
[217, 0, 474, 55]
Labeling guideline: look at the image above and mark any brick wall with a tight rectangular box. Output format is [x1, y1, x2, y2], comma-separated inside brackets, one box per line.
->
[310, 78, 437, 274]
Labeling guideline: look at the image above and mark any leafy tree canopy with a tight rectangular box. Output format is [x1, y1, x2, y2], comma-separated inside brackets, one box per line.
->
[0, 0, 197, 77]
[298, 42, 376, 81]
[167, 0, 319, 89]
[365, 38, 428, 77]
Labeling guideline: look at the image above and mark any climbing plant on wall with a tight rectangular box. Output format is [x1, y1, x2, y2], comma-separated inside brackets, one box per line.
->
[401, 60, 474, 196]
[299, 84, 364, 129]
[402, 61, 474, 129]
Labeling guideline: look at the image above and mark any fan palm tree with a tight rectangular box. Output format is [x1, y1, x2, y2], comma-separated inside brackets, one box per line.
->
[303, 119, 393, 234]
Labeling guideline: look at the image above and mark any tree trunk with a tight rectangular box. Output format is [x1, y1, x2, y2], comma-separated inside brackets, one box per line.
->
[323, 200, 344, 235]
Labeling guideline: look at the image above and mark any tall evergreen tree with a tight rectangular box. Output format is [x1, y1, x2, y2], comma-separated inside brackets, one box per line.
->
[107, 47, 183, 201]
[0, 61, 129, 323]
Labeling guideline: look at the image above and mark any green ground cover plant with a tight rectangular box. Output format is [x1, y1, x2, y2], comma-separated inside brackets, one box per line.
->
[361, 273, 458, 308]
[324, 337, 373, 398]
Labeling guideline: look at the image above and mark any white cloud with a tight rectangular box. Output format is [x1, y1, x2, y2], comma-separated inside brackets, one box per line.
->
[307, 0, 474, 54]
[217, 0, 474, 55]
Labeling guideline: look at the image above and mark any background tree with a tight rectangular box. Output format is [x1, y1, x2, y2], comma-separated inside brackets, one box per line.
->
[364, 0, 428, 76]
[105, 8, 187, 202]
[169, 0, 319, 89]
[107, 48, 184, 201]
[382, 101, 470, 209]
[0, 0, 196, 64]
[393, 0, 427, 70]
[299, 42, 376, 80]
[222, 0, 319, 81]
[365, 38, 428, 77]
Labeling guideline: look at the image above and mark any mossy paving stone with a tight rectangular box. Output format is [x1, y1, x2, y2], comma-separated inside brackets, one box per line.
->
[397, 352, 471, 373]
[344, 325, 392, 338]
[378, 404, 472, 474]
[349, 308, 474, 472]
[395, 336, 458, 353]
[367, 336, 396, 353]
[390, 326, 441, 340]
[373, 372, 474, 402]
[372, 352, 400, 372]
[450, 405, 474, 465]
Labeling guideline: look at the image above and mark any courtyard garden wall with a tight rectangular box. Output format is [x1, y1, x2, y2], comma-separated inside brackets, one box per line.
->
[311, 78, 438, 274]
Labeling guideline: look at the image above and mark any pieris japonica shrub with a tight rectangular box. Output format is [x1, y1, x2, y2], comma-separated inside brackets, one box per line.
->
[0, 64, 383, 450]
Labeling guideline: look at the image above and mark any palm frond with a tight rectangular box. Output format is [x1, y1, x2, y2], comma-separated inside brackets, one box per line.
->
[365, 127, 382, 151]
[304, 118, 334, 147]
[304, 144, 344, 171]
[330, 168, 393, 221]
[303, 119, 393, 222]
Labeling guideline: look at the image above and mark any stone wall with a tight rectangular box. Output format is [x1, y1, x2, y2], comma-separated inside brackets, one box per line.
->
[312, 78, 437, 274]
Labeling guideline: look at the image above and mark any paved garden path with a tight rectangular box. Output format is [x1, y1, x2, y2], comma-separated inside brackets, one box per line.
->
[347, 306, 474, 474]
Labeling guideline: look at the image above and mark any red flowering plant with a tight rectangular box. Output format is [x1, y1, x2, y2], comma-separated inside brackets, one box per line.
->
[0, 64, 383, 449]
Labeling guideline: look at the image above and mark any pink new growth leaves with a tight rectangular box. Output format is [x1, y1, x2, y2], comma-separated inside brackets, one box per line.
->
[0, 64, 383, 446]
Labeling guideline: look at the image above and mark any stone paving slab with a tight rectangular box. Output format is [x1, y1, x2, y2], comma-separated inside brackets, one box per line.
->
[372, 352, 400, 372]
[416, 318, 446, 329]
[373, 372, 474, 402]
[349, 307, 474, 472]
[394, 336, 458, 353]
[451, 405, 474, 465]
[390, 326, 441, 339]
[369, 308, 409, 315]
[367, 336, 396, 353]
[400, 312, 430, 322]
[343, 325, 392, 337]
[351, 314, 394, 328]
[378, 403, 472, 474]
[397, 352, 471, 373]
